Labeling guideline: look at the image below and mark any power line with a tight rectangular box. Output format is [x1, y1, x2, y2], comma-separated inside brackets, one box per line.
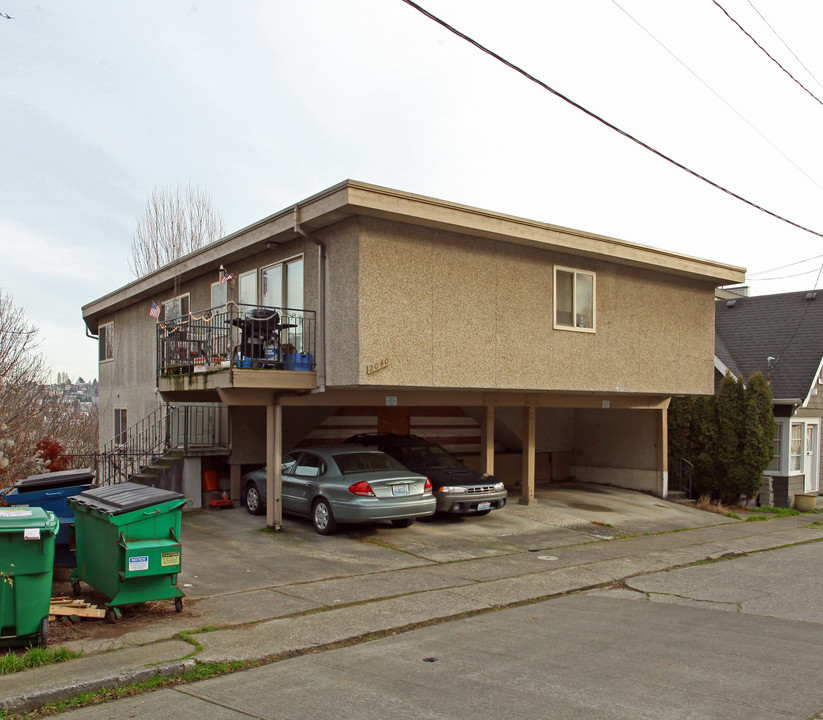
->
[745, 0, 823, 94]
[610, 0, 823, 194]
[748, 253, 823, 277]
[399, 0, 823, 241]
[712, 0, 823, 109]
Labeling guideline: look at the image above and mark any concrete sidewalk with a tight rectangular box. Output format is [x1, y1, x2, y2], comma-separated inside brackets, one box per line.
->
[2, 486, 822, 714]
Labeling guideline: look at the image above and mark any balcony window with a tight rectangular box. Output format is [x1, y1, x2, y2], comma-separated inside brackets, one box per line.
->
[99, 323, 113, 362]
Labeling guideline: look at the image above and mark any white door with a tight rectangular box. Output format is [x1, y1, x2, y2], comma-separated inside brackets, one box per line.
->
[805, 423, 819, 493]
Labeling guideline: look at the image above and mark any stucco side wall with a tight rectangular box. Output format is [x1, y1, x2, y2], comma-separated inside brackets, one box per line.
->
[323, 219, 360, 387]
[355, 217, 715, 395]
[97, 303, 162, 446]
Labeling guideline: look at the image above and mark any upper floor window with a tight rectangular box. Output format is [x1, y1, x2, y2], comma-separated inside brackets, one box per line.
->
[211, 280, 228, 309]
[99, 322, 113, 362]
[554, 267, 595, 331]
[161, 294, 190, 323]
[262, 257, 304, 309]
[114, 408, 128, 445]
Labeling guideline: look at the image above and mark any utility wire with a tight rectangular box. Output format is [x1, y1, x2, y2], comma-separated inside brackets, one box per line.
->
[746, 0, 823, 94]
[399, 0, 823, 241]
[748, 253, 823, 277]
[611, 0, 823, 194]
[712, 0, 823, 109]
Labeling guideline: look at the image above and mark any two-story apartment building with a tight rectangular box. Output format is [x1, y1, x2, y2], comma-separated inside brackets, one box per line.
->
[82, 180, 744, 528]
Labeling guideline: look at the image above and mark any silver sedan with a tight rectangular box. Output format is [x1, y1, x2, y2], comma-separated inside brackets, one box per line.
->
[241, 445, 436, 534]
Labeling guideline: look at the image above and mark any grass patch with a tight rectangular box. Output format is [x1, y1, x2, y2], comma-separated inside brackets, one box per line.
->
[0, 646, 81, 675]
[755, 506, 804, 517]
[745, 515, 769, 522]
[9, 660, 256, 718]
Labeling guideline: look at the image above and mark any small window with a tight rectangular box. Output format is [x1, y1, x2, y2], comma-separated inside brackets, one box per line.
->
[768, 422, 782, 473]
[161, 294, 190, 323]
[554, 267, 595, 331]
[99, 323, 114, 362]
[211, 281, 228, 309]
[239, 270, 257, 307]
[114, 408, 128, 446]
[790, 423, 804, 472]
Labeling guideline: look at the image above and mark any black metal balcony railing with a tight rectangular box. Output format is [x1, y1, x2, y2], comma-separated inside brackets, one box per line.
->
[157, 303, 316, 377]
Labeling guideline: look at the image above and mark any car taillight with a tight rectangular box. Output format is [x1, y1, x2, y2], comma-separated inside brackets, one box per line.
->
[348, 480, 376, 497]
[424, 478, 432, 493]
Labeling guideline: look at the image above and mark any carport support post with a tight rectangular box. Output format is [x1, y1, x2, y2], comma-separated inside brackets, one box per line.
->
[657, 404, 669, 498]
[266, 401, 283, 531]
[520, 405, 537, 506]
[481, 404, 495, 476]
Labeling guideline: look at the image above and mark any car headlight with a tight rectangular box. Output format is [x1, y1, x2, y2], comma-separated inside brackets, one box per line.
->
[438, 486, 468, 494]
[493, 482, 504, 492]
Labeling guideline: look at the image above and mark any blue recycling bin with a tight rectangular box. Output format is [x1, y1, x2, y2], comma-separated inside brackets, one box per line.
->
[2, 468, 95, 567]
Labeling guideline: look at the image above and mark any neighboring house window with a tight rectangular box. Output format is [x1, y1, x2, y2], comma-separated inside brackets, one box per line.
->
[211, 280, 228, 309]
[99, 323, 113, 362]
[114, 408, 128, 446]
[238, 270, 257, 307]
[554, 267, 595, 331]
[790, 423, 804, 472]
[768, 423, 782, 473]
[262, 257, 304, 309]
[161, 294, 190, 323]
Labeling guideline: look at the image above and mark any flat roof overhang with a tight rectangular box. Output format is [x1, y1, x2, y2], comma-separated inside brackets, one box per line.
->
[83, 180, 746, 333]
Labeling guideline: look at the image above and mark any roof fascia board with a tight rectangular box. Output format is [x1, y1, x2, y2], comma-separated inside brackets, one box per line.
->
[801, 356, 823, 407]
[83, 180, 745, 330]
[714, 355, 733, 378]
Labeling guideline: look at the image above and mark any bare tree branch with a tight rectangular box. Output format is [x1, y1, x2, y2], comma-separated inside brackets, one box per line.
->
[129, 182, 225, 278]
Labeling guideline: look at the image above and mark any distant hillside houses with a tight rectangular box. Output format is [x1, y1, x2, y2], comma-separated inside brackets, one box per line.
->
[46, 376, 98, 415]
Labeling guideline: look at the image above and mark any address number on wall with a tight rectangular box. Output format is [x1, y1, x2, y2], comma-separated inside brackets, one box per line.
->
[367, 357, 390, 375]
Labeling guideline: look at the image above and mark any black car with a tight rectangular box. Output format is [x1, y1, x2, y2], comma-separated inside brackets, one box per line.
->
[344, 433, 507, 516]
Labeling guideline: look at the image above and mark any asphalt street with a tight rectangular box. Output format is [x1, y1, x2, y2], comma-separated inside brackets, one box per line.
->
[52, 541, 823, 720]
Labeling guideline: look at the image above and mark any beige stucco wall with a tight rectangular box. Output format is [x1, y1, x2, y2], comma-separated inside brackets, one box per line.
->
[354, 216, 716, 396]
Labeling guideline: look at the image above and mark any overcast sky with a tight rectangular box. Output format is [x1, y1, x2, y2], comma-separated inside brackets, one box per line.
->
[2, 0, 822, 383]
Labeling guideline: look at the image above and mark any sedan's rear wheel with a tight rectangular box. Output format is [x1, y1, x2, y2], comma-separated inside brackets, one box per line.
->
[245, 482, 265, 516]
[391, 518, 414, 528]
[312, 498, 338, 535]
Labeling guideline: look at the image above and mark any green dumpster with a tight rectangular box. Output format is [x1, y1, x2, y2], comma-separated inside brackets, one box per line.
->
[0, 506, 59, 647]
[68, 483, 186, 622]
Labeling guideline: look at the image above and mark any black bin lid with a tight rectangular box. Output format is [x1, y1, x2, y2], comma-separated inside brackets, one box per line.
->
[71, 482, 184, 515]
[13, 468, 96, 492]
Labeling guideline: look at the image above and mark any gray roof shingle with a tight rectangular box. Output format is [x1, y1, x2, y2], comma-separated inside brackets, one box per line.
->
[715, 291, 823, 402]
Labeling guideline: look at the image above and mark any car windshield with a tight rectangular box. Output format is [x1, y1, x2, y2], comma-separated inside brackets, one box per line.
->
[395, 444, 462, 469]
[333, 451, 406, 475]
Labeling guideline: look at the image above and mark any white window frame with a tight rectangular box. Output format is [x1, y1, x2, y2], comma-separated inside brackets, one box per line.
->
[238, 270, 257, 308]
[99, 322, 114, 363]
[790, 422, 804, 473]
[161, 293, 190, 324]
[210, 280, 228, 310]
[553, 266, 596, 332]
[261, 255, 304, 309]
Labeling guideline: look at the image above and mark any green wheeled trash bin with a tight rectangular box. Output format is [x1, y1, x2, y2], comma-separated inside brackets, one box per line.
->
[0, 506, 60, 647]
[68, 483, 186, 622]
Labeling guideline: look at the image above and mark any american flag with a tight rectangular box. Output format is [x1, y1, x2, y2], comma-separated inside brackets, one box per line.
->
[220, 265, 233, 284]
[149, 301, 161, 319]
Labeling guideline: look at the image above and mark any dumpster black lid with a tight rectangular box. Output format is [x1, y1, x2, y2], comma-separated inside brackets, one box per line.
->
[71, 482, 185, 515]
[12, 468, 96, 492]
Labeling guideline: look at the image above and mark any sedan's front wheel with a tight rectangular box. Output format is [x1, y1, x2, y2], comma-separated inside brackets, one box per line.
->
[245, 482, 265, 516]
[312, 498, 338, 535]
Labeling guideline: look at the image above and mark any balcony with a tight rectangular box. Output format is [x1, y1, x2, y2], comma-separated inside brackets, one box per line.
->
[157, 304, 317, 401]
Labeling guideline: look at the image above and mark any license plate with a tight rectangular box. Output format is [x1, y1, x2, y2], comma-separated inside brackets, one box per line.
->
[392, 484, 410, 496]
[477, 502, 491, 511]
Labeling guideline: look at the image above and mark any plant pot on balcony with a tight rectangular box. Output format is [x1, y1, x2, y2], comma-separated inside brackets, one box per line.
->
[794, 493, 818, 512]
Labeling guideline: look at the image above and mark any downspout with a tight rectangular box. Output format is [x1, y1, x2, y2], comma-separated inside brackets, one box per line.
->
[294, 205, 326, 393]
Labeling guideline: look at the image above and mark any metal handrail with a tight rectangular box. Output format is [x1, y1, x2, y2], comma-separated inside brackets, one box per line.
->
[157, 303, 316, 376]
[63, 404, 228, 486]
